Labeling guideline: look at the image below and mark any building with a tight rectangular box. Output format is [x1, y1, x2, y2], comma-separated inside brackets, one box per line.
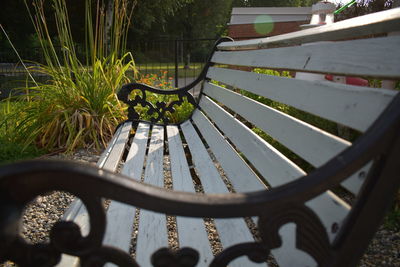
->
[228, 7, 312, 39]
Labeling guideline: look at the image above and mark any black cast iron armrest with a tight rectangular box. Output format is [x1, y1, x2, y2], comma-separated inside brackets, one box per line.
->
[1, 93, 399, 266]
[117, 37, 233, 125]
[116, 82, 199, 125]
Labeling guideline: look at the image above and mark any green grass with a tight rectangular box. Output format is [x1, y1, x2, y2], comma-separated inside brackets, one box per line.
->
[0, 102, 45, 164]
[136, 62, 203, 78]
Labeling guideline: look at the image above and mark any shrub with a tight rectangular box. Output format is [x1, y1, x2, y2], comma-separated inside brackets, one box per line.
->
[1, 0, 136, 153]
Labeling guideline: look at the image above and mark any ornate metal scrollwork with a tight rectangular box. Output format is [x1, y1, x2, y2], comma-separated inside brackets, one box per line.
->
[1, 62, 399, 266]
[210, 242, 269, 267]
[151, 247, 199, 267]
[117, 83, 198, 124]
[117, 37, 234, 125]
[258, 204, 332, 266]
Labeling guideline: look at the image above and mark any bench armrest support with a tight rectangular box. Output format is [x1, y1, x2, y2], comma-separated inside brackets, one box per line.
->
[1, 94, 399, 266]
[117, 37, 233, 125]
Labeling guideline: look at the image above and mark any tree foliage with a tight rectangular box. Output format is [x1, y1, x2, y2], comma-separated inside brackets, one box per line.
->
[336, 0, 395, 20]
[129, 0, 194, 38]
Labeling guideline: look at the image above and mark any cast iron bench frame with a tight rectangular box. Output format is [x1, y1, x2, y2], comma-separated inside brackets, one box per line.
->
[1, 8, 400, 267]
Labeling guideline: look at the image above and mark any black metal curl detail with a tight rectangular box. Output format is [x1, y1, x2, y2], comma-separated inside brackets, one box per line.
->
[0, 86, 399, 266]
[117, 37, 234, 125]
[0, 177, 140, 266]
[210, 242, 269, 267]
[117, 83, 197, 124]
[151, 247, 199, 267]
[258, 203, 332, 266]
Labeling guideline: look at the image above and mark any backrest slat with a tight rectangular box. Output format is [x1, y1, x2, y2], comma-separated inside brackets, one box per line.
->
[199, 96, 305, 184]
[206, 67, 396, 132]
[198, 97, 350, 243]
[203, 82, 350, 167]
[192, 110, 265, 192]
[217, 8, 400, 50]
[212, 36, 400, 79]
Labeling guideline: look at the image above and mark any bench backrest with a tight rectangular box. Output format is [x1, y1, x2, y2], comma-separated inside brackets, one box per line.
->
[189, 7, 400, 266]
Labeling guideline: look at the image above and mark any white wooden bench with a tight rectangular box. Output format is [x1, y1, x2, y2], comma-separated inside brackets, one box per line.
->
[1, 8, 399, 267]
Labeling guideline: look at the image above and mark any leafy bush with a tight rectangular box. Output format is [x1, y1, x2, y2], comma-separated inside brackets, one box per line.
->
[1, 0, 136, 153]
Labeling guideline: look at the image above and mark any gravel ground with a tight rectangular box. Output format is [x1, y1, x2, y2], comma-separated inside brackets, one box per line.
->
[1, 149, 399, 266]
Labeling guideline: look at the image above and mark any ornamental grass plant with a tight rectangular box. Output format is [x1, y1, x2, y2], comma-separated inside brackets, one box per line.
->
[0, 0, 136, 153]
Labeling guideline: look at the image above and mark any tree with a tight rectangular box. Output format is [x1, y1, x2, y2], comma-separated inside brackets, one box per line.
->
[336, 0, 395, 20]
[129, 0, 193, 41]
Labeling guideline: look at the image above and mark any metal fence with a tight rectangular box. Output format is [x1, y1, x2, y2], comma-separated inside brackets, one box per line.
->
[0, 38, 217, 99]
[127, 38, 217, 88]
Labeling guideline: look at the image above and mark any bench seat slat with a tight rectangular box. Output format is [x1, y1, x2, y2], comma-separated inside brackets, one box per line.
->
[103, 123, 150, 253]
[180, 121, 264, 267]
[123, 123, 150, 180]
[206, 67, 397, 132]
[167, 125, 213, 266]
[217, 8, 400, 50]
[199, 96, 350, 240]
[136, 125, 168, 267]
[58, 122, 132, 267]
[212, 36, 400, 79]
[192, 110, 265, 192]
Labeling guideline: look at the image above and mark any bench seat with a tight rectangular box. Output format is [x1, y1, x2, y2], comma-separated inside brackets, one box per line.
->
[0, 7, 400, 267]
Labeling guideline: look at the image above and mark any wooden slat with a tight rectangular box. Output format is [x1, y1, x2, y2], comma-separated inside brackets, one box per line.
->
[136, 125, 168, 267]
[103, 123, 150, 252]
[198, 97, 350, 238]
[203, 82, 350, 167]
[122, 123, 150, 181]
[218, 8, 400, 50]
[206, 67, 397, 132]
[231, 7, 312, 15]
[199, 96, 305, 185]
[58, 122, 132, 267]
[191, 111, 265, 192]
[167, 125, 213, 266]
[212, 36, 400, 79]
[203, 82, 373, 195]
[180, 121, 264, 267]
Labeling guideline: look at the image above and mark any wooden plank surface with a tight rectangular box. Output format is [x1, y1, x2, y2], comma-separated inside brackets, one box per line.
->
[122, 123, 150, 181]
[136, 125, 168, 267]
[58, 122, 132, 267]
[203, 81, 371, 195]
[206, 67, 396, 132]
[192, 110, 265, 192]
[167, 125, 213, 266]
[180, 121, 265, 267]
[203, 82, 350, 168]
[217, 8, 400, 50]
[198, 97, 350, 237]
[213, 36, 400, 79]
[103, 123, 150, 252]
[199, 96, 305, 185]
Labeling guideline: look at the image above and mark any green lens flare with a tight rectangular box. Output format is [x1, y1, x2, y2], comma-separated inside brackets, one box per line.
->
[254, 15, 274, 35]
